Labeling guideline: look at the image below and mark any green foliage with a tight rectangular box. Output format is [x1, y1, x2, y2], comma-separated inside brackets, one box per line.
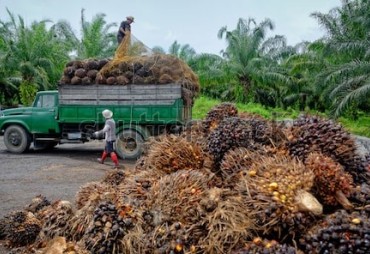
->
[311, 0, 370, 117]
[19, 81, 37, 106]
[76, 9, 117, 59]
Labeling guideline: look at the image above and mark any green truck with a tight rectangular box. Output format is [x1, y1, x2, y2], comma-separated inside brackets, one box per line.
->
[0, 84, 191, 159]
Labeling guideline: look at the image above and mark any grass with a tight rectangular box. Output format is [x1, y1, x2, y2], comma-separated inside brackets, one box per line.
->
[338, 116, 370, 137]
[192, 96, 370, 138]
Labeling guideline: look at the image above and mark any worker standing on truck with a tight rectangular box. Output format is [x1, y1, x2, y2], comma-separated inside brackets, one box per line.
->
[117, 16, 134, 44]
[94, 109, 120, 169]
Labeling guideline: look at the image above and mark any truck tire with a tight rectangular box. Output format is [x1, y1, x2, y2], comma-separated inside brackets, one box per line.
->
[4, 125, 31, 153]
[116, 129, 144, 160]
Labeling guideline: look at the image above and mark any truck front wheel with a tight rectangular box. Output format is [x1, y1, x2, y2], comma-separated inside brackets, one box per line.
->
[4, 125, 31, 153]
[116, 129, 144, 160]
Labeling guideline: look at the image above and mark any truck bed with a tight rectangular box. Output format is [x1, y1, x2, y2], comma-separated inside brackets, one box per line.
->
[57, 84, 191, 125]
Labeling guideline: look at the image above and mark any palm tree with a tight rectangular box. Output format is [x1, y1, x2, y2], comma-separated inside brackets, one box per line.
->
[168, 40, 196, 62]
[283, 41, 329, 111]
[76, 9, 117, 59]
[0, 9, 71, 105]
[218, 18, 291, 104]
[311, 0, 370, 118]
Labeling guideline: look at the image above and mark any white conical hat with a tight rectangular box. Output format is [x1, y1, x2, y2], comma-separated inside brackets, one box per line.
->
[102, 109, 113, 118]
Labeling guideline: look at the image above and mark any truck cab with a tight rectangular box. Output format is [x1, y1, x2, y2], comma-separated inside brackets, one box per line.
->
[0, 91, 60, 153]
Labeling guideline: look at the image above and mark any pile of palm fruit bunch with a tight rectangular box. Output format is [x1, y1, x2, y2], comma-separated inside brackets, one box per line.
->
[1, 103, 370, 254]
[58, 53, 200, 107]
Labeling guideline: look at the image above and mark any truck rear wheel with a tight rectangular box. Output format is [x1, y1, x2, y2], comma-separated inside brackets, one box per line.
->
[116, 129, 144, 160]
[4, 125, 31, 153]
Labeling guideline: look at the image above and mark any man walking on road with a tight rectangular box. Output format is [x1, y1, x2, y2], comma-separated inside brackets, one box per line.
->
[94, 109, 120, 169]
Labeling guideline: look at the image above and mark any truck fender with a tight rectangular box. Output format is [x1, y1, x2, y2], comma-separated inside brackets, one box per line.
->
[1, 120, 31, 135]
[116, 124, 150, 141]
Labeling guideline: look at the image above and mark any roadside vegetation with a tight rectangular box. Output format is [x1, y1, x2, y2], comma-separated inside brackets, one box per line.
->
[0, 0, 369, 136]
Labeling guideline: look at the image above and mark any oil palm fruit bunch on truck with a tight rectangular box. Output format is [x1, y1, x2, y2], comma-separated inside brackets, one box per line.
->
[0, 54, 199, 159]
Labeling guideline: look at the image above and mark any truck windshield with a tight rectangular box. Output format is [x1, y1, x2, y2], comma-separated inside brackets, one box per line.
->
[36, 94, 55, 108]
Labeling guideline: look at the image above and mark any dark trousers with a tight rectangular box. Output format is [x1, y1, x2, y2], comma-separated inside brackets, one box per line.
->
[117, 35, 124, 44]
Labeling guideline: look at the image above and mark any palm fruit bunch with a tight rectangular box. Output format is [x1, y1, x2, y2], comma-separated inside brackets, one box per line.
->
[101, 169, 126, 186]
[198, 192, 256, 254]
[36, 200, 74, 241]
[203, 102, 238, 132]
[24, 195, 51, 214]
[116, 168, 163, 208]
[349, 183, 370, 212]
[69, 185, 117, 241]
[60, 59, 109, 85]
[362, 153, 370, 173]
[299, 209, 370, 253]
[305, 152, 355, 210]
[144, 170, 208, 227]
[180, 120, 210, 153]
[231, 237, 297, 254]
[82, 201, 135, 254]
[143, 134, 209, 174]
[141, 221, 190, 254]
[75, 181, 113, 209]
[2, 210, 42, 247]
[207, 117, 257, 167]
[220, 147, 266, 188]
[141, 171, 210, 252]
[239, 113, 287, 146]
[236, 153, 322, 240]
[286, 114, 367, 183]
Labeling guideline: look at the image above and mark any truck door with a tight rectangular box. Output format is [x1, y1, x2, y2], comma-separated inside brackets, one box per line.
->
[31, 93, 59, 134]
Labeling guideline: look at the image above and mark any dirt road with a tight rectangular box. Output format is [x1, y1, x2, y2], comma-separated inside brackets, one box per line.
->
[0, 136, 136, 218]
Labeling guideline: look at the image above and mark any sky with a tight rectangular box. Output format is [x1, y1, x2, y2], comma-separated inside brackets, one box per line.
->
[0, 0, 341, 55]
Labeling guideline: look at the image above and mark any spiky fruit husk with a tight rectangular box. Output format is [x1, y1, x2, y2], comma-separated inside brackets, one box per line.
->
[207, 117, 256, 167]
[236, 153, 320, 239]
[75, 181, 113, 209]
[24, 195, 51, 214]
[5, 211, 41, 247]
[203, 102, 238, 132]
[145, 170, 209, 227]
[305, 152, 354, 209]
[287, 114, 367, 183]
[117, 167, 164, 209]
[141, 221, 193, 254]
[180, 120, 209, 152]
[299, 209, 370, 253]
[102, 169, 126, 186]
[232, 237, 298, 254]
[69, 186, 118, 241]
[36, 200, 73, 241]
[198, 194, 256, 254]
[144, 134, 209, 174]
[220, 147, 267, 188]
[238, 113, 287, 146]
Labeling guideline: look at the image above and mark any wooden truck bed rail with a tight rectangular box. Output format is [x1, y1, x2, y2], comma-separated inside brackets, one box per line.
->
[58, 84, 182, 105]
